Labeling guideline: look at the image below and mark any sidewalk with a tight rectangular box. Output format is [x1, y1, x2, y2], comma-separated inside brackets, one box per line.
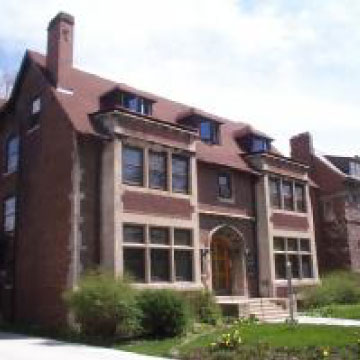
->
[269, 315, 360, 327]
[0, 332, 167, 360]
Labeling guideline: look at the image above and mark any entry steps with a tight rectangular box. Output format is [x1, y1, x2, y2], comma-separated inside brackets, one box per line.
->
[216, 296, 293, 322]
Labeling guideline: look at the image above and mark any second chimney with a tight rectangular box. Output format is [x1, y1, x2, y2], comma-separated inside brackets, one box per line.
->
[46, 12, 74, 90]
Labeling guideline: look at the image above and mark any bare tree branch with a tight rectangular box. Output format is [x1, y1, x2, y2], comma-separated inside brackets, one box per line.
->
[0, 72, 15, 99]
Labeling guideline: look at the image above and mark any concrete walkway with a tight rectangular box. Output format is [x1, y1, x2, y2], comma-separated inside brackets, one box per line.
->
[269, 315, 360, 327]
[0, 332, 167, 360]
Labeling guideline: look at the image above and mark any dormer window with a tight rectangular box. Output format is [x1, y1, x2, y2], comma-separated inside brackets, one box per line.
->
[350, 161, 360, 177]
[200, 120, 219, 144]
[123, 93, 152, 115]
[100, 88, 153, 116]
[250, 136, 270, 153]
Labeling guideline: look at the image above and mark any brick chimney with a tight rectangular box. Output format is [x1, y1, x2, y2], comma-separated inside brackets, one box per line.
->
[290, 132, 314, 165]
[46, 12, 74, 90]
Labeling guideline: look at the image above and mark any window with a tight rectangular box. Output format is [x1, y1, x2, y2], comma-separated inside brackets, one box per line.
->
[29, 97, 41, 130]
[172, 155, 189, 193]
[122, 146, 144, 186]
[323, 200, 334, 221]
[149, 151, 167, 190]
[3, 196, 16, 233]
[150, 227, 169, 245]
[151, 249, 170, 282]
[350, 162, 360, 177]
[175, 250, 193, 281]
[269, 178, 281, 208]
[250, 137, 269, 153]
[5, 135, 19, 174]
[218, 172, 232, 199]
[282, 181, 293, 211]
[200, 120, 219, 144]
[273, 237, 313, 279]
[123, 248, 145, 282]
[122, 224, 194, 283]
[174, 229, 192, 246]
[295, 184, 306, 212]
[123, 224, 145, 243]
[270, 178, 307, 213]
[122, 93, 152, 115]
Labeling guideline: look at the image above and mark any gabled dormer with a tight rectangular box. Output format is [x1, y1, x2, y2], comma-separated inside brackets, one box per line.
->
[99, 87, 155, 116]
[235, 125, 272, 154]
[177, 109, 223, 145]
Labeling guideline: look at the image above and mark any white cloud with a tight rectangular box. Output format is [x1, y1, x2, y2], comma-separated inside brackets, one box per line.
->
[1, 0, 360, 155]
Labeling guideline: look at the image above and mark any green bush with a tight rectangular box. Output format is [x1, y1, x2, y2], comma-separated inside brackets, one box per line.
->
[138, 289, 192, 337]
[182, 290, 222, 325]
[64, 271, 142, 338]
[301, 271, 360, 308]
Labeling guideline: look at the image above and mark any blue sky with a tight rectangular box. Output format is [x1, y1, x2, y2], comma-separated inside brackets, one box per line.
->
[1, 0, 360, 156]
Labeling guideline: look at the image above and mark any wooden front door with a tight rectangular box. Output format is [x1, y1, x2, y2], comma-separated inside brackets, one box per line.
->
[211, 237, 231, 295]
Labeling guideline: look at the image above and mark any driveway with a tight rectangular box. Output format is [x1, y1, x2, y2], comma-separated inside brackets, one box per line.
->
[0, 332, 167, 360]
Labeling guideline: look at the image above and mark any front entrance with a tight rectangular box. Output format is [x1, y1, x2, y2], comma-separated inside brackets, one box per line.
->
[210, 225, 248, 296]
[211, 237, 231, 294]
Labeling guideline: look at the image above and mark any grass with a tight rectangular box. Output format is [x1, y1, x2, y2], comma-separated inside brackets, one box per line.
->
[2, 320, 359, 358]
[307, 304, 360, 320]
[116, 323, 360, 357]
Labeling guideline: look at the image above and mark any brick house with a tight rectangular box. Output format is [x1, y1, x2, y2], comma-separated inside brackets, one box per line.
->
[291, 132, 360, 273]
[0, 13, 319, 326]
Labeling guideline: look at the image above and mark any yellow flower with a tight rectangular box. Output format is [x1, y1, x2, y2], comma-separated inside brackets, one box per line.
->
[323, 349, 329, 357]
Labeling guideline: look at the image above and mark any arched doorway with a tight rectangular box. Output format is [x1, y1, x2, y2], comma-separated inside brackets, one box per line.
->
[210, 226, 247, 296]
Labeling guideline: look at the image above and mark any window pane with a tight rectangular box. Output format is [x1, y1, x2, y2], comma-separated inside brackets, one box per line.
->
[151, 249, 170, 282]
[4, 196, 16, 233]
[287, 238, 298, 252]
[123, 146, 143, 185]
[123, 225, 144, 243]
[269, 178, 281, 208]
[282, 181, 294, 210]
[251, 137, 268, 153]
[123, 248, 145, 282]
[150, 227, 169, 245]
[6, 136, 19, 173]
[172, 155, 189, 193]
[218, 173, 232, 199]
[295, 184, 306, 212]
[174, 229, 192, 246]
[175, 250, 193, 281]
[273, 237, 285, 251]
[32, 98, 41, 114]
[300, 239, 311, 252]
[288, 254, 300, 278]
[275, 254, 286, 279]
[149, 151, 167, 190]
[301, 255, 313, 278]
[200, 121, 212, 141]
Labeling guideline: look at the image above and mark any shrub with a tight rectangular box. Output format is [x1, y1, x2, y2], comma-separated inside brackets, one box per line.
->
[301, 271, 360, 308]
[64, 271, 142, 338]
[138, 289, 192, 337]
[182, 290, 222, 325]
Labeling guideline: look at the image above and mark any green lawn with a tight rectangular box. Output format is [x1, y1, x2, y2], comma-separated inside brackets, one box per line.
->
[116, 323, 360, 358]
[307, 304, 360, 320]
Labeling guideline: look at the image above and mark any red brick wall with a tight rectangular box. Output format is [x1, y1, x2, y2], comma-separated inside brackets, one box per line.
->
[0, 59, 76, 327]
[290, 132, 354, 273]
[270, 213, 309, 231]
[123, 190, 194, 219]
[197, 161, 255, 218]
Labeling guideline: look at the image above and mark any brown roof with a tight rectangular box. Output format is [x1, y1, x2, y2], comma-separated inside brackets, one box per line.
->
[28, 51, 274, 174]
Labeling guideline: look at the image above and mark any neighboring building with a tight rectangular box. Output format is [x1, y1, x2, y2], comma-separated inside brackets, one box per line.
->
[0, 13, 319, 326]
[291, 132, 360, 273]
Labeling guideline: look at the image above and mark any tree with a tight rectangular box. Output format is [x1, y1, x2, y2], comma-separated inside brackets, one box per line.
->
[0, 71, 15, 99]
